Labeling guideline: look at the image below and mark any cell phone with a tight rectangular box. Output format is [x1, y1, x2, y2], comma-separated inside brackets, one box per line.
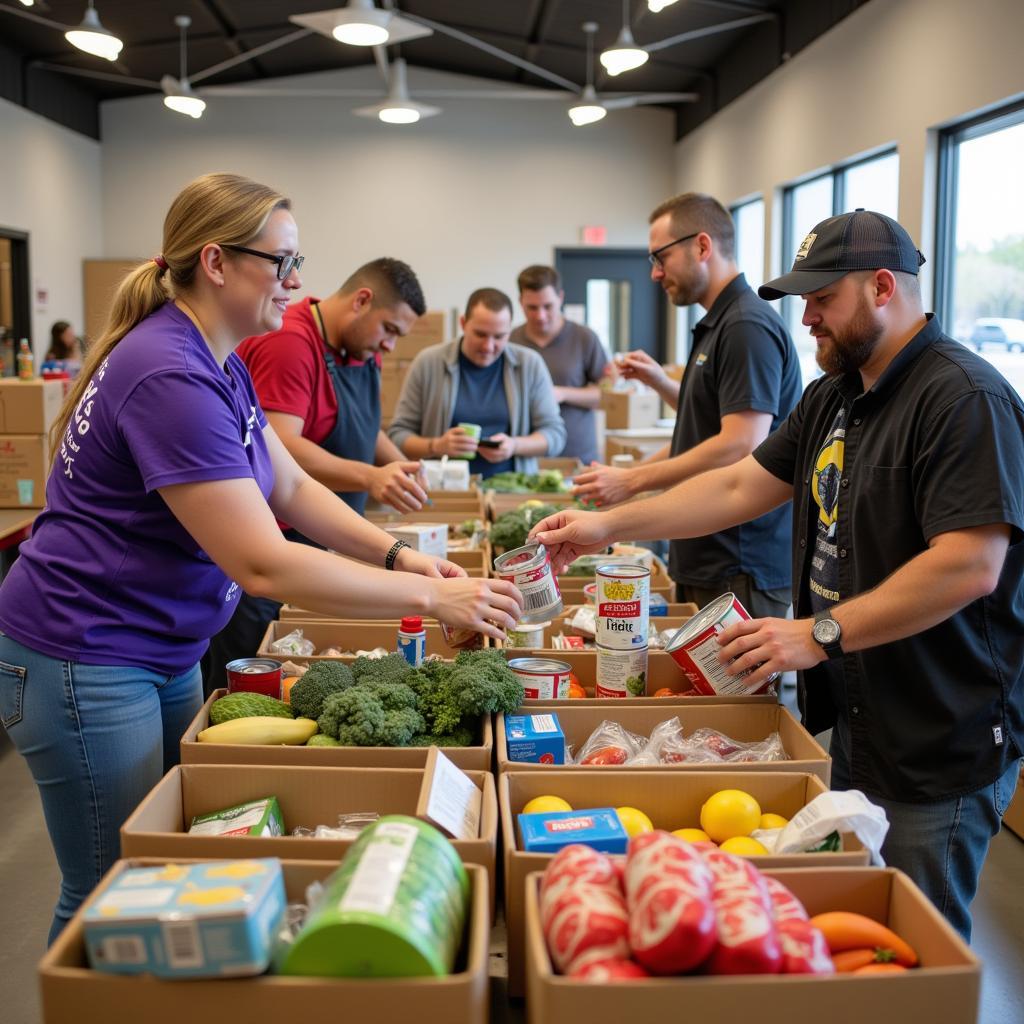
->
[477, 437, 502, 449]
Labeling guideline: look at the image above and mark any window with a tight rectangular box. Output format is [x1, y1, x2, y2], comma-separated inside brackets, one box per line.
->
[731, 197, 766, 293]
[781, 150, 900, 386]
[937, 100, 1024, 397]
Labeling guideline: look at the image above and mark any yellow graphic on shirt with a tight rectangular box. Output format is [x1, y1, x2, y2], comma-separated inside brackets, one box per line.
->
[812, 428, 844, 539]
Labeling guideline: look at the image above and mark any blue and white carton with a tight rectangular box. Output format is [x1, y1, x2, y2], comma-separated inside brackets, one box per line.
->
[518, 808, 629, 854]
[505, 713, 566, 764]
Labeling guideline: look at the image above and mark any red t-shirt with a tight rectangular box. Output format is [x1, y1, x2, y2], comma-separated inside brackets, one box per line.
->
[236, 296, 380, 445]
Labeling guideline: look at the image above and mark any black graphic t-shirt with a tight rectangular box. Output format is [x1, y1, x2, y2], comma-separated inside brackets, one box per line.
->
[809, 406, 847, 613]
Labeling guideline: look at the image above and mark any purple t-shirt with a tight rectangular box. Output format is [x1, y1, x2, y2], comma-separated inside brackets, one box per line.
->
[0, 302, 274, 674]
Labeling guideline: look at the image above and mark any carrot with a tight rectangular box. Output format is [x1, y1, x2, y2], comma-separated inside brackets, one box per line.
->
[853, 962, 908, 975]
[831, 948, 882, 972]
[809, 911, 918, 967]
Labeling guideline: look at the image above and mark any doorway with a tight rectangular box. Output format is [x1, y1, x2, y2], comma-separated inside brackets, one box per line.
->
[554, 247, 666, 362]
[0, 229, 31, 377]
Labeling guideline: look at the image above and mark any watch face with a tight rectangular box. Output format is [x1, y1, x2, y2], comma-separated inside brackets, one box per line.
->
[814, 617, 841, 645]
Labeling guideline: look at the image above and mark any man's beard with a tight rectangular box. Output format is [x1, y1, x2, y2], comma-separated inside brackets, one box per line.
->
[815, 295, 884, 375]
[666, 263, 707, 308]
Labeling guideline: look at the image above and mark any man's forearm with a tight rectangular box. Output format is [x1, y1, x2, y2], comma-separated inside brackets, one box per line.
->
[514, 431, 550, 457]
[374, 430, 406, 465]
[651, 375, 682, 409]
[279, 433, 374, 492]
[400, 434, 441, 459]
[556, 384, 603, 409]
[629, 432, 757, 495]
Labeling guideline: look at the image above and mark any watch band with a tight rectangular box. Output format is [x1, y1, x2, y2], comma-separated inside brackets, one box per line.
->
[813, 608, 844, 660]
[385, 539, 410, 571]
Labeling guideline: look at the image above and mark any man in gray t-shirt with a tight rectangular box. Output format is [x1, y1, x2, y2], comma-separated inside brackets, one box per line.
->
[509, 265, 608, 465]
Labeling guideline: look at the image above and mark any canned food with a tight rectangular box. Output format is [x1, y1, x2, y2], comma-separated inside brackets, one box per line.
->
[582, 582, 597, 604]
[226, 658, 284, 699]
[596, 563, 650, 650]
[595, 644, 649, 698]
[493, 542, 563, 625]
[664, 592, 778, 696]
[505, 620, 551, 649]
[508, 657, 572, 700]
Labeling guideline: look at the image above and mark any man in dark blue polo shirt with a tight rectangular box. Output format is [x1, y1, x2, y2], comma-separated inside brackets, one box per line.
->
[533, 210, 1024, 941]
[574, 193, 801, 619]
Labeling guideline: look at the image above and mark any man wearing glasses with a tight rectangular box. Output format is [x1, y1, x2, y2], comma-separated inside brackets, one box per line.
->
[202, 257, 429, 694]
[574, 193, 801, 622]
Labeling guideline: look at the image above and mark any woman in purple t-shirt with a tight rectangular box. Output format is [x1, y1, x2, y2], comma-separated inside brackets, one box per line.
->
[0, 173, 522, 944]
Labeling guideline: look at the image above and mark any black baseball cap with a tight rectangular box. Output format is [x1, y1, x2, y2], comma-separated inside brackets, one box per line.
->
[758, 209, 925, 301]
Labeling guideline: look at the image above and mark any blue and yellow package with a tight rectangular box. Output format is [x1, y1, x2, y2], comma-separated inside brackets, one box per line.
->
[518, 808, 628, 853]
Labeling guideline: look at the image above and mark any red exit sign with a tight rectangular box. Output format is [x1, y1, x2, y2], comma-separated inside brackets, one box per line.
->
[580, 225, 607, 245]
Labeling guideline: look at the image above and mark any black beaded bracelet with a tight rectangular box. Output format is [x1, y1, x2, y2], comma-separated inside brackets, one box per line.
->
[385, 539, 410, 570]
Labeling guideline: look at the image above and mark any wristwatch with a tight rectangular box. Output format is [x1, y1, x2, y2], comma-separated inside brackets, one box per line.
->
[812, 609, 844, 660]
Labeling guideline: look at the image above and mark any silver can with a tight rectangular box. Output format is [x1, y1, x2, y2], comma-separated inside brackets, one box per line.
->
[595, 643, 649, 698]
[595, 562, 650, 650]
[508, 657, 572, 700]
[493, 541, 563, 624]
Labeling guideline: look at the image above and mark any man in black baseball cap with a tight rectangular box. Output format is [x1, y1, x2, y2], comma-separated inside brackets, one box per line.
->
[531, 209, 1024, 941]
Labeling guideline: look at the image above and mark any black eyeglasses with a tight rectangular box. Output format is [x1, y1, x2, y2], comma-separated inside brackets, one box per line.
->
[648, 231, 700, 269]
[222, 244, 304, 280]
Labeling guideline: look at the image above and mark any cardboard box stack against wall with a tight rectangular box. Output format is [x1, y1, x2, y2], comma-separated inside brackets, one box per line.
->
[0, 379, 64, 509]
[379, 310, 447, 428]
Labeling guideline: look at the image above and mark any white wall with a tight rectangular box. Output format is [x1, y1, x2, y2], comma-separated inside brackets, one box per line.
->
[99, 65, 676, 322]
[672, 0, 1024, 297]
[0, 97, 103, 359]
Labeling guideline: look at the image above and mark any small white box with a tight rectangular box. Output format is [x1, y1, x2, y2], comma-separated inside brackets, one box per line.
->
[384, 523, 448, 559]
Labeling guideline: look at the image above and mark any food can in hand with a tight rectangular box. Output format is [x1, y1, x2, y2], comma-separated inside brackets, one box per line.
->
[226, 658, 284, 699]
[595, 563, 649, 649]
[493, 541, 563, 624]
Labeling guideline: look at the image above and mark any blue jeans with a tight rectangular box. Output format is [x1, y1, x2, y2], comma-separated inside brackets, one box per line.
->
[0, 633, 202, 944]
[830, 721, 1020, 943]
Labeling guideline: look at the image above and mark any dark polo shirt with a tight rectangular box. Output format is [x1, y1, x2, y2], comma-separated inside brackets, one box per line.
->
[754, 314, 1024, 801]
[670, 273, 801, 591]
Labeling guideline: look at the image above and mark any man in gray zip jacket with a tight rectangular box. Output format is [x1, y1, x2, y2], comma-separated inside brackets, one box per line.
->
[388, 287, 567, 478]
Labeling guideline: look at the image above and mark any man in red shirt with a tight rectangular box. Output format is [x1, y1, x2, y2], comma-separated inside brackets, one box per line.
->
[202, 257, 429, 692]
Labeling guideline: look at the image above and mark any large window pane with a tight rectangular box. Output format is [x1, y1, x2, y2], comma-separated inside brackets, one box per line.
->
[943, 115, 1024, 397]
[842, 152, 899, 217]
[733, 198, 765, 292]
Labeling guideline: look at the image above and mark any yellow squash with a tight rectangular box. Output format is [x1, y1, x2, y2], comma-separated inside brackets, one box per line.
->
[197, 716, 318, 745]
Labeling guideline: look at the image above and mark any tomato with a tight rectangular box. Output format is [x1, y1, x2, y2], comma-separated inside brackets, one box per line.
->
[570, 957, 649, 980]
[580, 745, 629, 766]
[653, 687, 680, 698]
[568, 682, 587, 699]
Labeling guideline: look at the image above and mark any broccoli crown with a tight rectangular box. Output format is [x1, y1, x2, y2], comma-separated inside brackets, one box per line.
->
[351, 651, 415, 687]
[288, 660, 354, 721]
[450, 648, 524, 716]
[407, 726, 475, 748]
[379, 706, 427, 747]
[318, 684, 425, 746]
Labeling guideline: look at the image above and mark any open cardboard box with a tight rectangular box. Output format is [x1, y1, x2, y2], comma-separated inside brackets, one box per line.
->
[502, 648, 779, 702]
[500, 769, 869, 997]
[486, 490, 579, 520]
[39, 858, 488, 1024]
[366, 508, 480, 527]
[120, 762, 497, 911]
[258, 619, 481, 662]
[524, 866, 980, 1023]
[180, 689, 493, 771]
[496, 614, 694, 651]
[496, 703, 829, 782]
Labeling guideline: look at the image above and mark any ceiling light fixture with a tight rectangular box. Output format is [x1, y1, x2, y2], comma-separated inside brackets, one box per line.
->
[600, 0, 649, 77]
[331, 0, 392, 46]
[65, 1, 123, 61]
[353, 58, 439, 125]
[568, 24, 606, 127]
[647, 0, 679, 11]
[19, 1, 36, 8]
[162, 15, 205, 118]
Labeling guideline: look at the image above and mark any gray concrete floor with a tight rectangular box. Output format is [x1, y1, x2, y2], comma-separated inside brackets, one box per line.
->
[2, 734, 1021, 1024]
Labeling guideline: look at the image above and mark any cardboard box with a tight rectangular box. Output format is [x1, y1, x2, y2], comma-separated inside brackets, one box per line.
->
[120, 762, 497, 911]
[604, 426, 675, 463]
[0, 378, 64, 433]
[601, 389, 661, 430]
[1003, 764, 1024, 840]
[258, 619, 470, 662]
[524, 867, 980, 1022]
[180, 689, 493, 771]
[501, 769, 869, 995]
[497, 613, 694, 651]
[538, 457, 583, 476]
[391, 310, 447, 360]
[496, 703, 829, 781]
[486, 489, 580, 520]
[0, 434, 48, 508]
[382, 522, 448, 558]
[39, 859, 490, 1024]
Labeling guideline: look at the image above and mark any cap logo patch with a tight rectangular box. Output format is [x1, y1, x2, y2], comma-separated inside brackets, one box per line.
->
[795, 232, 817, 262]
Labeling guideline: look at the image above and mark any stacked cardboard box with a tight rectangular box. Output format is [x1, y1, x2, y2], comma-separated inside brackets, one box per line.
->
[380, 310, 449, 427]
[0, 379, 64, 508]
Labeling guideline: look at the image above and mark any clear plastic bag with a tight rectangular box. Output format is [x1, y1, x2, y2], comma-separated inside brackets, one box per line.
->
[574, 719, 648, 766]
[270, 628, 315, 656]
[644, 724, 788, 765]
[291, 812, 380, 840]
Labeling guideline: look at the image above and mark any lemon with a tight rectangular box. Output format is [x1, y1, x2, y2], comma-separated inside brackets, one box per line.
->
[522, 795, 573, 815]
[699, 789, 762, 843]
[616, 806, 654, 838]
[672, 828, 711, 844]
[719, 836, 769, 856]
[760, 812, 790, 830]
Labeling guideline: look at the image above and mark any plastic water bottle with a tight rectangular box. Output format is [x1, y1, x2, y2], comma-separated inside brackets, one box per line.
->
[17, 339, 34, 380]
[397, 616, 426, 667]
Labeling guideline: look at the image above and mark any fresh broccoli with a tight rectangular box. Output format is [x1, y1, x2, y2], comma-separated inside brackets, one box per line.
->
[414, 649, 524, 736]
[407, 726, 476, 748]
[351, 651, 415, 687]
[306, 733, 341, 747]
[534, 469, 568, 493]
[317, 682, 425, 746]
[488, 509, 528, 552]
[288, 660, 354, 721]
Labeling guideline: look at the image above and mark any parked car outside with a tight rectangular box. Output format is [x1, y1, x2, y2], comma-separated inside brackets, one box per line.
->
[969, 317, 1024, 352]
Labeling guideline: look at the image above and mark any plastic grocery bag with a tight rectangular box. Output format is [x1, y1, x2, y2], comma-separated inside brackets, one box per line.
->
[574, 719, 648, 766]
[270, 628, 315, 656]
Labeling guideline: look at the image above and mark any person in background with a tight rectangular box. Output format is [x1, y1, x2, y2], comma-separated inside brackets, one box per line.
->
[44, 320, 84, 378]
[509, 265, 607, 466]
[0, 173, 522, 944]
[202, 258, 429, 693]
[388, 287, 566, 479]
[532, 210, 1023, 942]
[574, 193, 801, 621]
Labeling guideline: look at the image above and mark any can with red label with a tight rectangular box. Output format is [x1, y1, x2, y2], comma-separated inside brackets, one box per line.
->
[596, 563, 649, 650]
[508, 657, 572, 700]
[595, 644, 649, 698]
[664, 592, 778, 696]
[493, 542, 563, 625]
[225, 658, 284, 699]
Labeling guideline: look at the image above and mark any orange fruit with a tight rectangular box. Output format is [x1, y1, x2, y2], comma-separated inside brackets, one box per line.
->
[281, 676, 300, 702]
[567, 682, 587, 699]
[654, 687, 680, 698]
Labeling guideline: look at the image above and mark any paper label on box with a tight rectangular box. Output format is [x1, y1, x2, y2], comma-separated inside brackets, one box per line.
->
[422, 749, 482, 840]
[530, 715, 557, 733]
